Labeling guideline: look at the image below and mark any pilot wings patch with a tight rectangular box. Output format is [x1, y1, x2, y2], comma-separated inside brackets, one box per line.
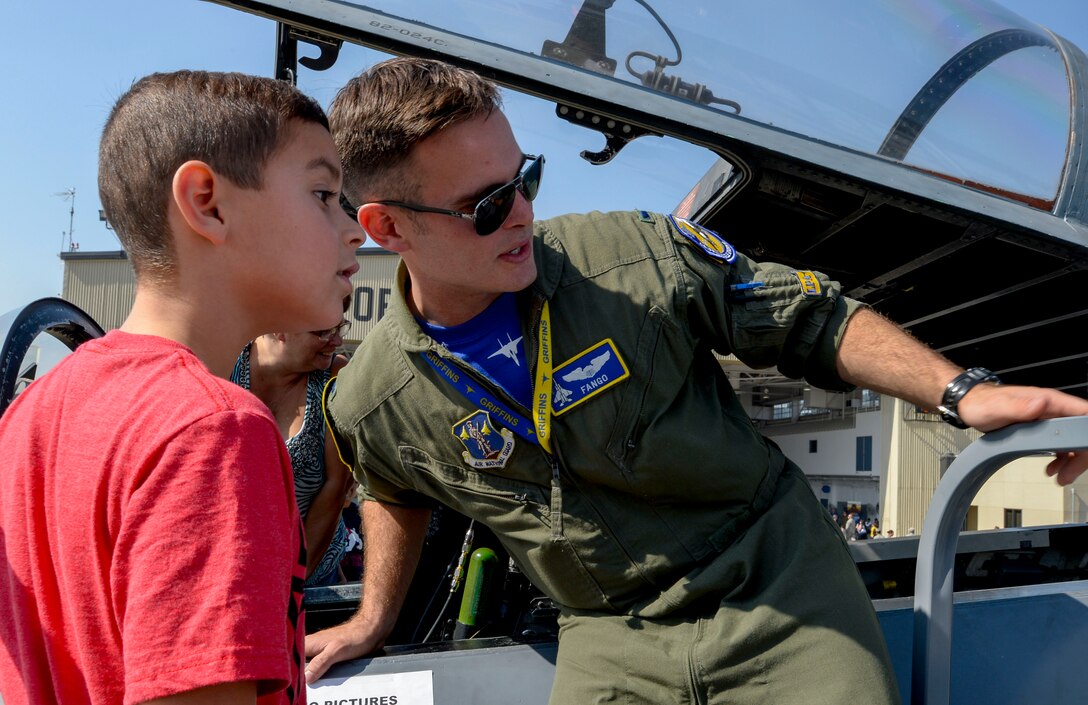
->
[551, 339, 630, 415]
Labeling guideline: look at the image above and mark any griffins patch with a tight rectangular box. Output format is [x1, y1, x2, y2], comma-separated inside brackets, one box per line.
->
[794, 270, 823, 297]
[551, 339, 630, 415]
[452, 410, 515, 469]
[668, 214, 737, 263]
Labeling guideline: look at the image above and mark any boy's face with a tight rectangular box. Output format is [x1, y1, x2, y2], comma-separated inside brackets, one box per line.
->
[230, 121, 363, 333]
[394, 111, 537, 324]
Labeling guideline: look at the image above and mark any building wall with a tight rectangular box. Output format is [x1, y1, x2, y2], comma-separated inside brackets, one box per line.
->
[61, 248, 401, 341]
[343, 252, 400, 345]
[971, 456, 1088, 528]
[763, 407, 884, 514]
[882, 399, 979, 537]
[766, 408, 883, 476]
[61, 252, 135, 332]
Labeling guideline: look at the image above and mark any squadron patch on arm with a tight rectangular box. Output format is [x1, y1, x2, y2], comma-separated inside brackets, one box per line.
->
[668, 215, 736, 263]
[794, 270, 823, 297]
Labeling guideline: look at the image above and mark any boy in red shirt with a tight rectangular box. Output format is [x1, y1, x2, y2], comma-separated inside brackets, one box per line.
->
[0, 71, 365, 705]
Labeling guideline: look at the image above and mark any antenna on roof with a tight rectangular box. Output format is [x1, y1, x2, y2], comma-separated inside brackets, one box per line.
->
[54, 187, 76, 253]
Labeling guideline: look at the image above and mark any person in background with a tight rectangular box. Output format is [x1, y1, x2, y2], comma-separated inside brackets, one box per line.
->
[0, 70, 363, 705]
[843, 511, 859, 539]
[340, 482, 365, 582]
[232, 320, 354, 587]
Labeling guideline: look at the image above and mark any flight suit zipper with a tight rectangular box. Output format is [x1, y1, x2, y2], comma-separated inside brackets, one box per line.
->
[524, 292, 655, 587]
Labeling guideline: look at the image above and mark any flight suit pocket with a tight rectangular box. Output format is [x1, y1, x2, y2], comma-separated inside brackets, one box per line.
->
[604, 305, 672, 471]
[398, 445, 552, 531]
[399, 445, 615, 610]
[525, 533, 618, 611]
[728, 269, 835, 372]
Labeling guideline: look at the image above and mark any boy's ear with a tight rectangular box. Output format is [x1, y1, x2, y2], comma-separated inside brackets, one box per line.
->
[172, 160, 227, 245]
[357, 203, 409, 253]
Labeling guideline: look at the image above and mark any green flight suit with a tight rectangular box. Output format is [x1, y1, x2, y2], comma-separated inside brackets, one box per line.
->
[330, 210, 900, 704]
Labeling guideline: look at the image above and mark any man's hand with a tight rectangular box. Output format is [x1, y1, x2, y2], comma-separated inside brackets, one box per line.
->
[304, 618, 385, 684]
[303, 501, 432, 684]
[957, 383, 1088, 485]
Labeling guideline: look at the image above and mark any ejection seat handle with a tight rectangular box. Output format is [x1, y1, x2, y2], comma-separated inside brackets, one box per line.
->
[910, 416, 1088, 705]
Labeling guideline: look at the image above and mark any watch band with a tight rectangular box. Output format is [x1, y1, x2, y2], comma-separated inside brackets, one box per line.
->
[937, 367, 1001, 429]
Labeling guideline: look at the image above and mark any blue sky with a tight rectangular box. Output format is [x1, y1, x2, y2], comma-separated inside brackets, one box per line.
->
[2, 0, 1085, 315]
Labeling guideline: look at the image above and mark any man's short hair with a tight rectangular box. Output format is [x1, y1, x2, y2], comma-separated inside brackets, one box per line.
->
[98, 70, 328, 282]
[329, 57, 501, 203]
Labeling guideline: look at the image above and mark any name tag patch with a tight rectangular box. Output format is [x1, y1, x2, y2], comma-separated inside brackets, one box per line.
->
[551, 339, 630, 415]
[669, 214, 736, 263]
[794, 270, 822, 297]
[452, 410, 515, 469]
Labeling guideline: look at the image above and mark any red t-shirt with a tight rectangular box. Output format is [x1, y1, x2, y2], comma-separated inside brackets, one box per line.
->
[0, 331, 306, 705]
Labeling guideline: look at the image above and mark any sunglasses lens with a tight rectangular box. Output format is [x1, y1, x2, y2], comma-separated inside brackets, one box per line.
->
[520, 156, 543, 202]
[474, 181, 518, 236]
[472, 156, 544, 236]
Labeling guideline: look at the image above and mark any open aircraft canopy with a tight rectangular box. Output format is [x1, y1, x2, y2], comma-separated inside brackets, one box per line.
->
[209, 0, 1088, 398]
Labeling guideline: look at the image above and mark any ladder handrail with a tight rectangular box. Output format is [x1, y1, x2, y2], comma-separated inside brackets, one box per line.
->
[911, 416, 1088, 705]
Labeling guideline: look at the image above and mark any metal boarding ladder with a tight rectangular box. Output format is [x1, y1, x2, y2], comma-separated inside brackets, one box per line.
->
[912, 416, 1088, 705]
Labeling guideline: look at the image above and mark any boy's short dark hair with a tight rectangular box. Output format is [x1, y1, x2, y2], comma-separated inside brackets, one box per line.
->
[98, 70, 328, 281]
[329, 57, 501, 203]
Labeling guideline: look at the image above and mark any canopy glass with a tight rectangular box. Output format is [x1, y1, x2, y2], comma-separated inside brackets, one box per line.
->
[324, 0, 1073, 208]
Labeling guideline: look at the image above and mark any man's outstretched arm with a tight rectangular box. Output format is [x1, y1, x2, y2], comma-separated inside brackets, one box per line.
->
[304, 500, 432, 683]
[835, 307, 1088, 484]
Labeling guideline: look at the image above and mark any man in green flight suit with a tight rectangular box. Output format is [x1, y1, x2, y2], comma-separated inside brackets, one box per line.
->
[304, 57, 1088, 704]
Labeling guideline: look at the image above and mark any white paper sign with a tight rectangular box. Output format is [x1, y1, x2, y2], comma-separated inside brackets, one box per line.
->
[306, 669, 434, 705]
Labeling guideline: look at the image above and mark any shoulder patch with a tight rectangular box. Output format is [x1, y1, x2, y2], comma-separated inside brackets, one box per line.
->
[452, 410, 515, 470]
[668, 214, 736, 263]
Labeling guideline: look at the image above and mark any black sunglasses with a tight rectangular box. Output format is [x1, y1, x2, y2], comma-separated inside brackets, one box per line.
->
[363, 154, 544, 236]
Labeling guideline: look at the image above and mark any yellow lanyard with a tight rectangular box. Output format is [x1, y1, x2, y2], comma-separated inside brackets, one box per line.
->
[533, 301, 554, 455]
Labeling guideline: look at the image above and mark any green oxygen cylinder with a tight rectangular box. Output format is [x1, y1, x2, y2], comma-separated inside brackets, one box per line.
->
[452, 547, 498, 639]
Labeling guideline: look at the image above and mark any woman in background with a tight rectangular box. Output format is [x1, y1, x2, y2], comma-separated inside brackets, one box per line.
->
[232, 319, 353, 586]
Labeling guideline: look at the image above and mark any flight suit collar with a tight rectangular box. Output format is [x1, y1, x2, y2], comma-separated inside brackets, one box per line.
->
[386, 224, 567, 350]
[529, 224, 565, 299]
[384, 262, 434, 352]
